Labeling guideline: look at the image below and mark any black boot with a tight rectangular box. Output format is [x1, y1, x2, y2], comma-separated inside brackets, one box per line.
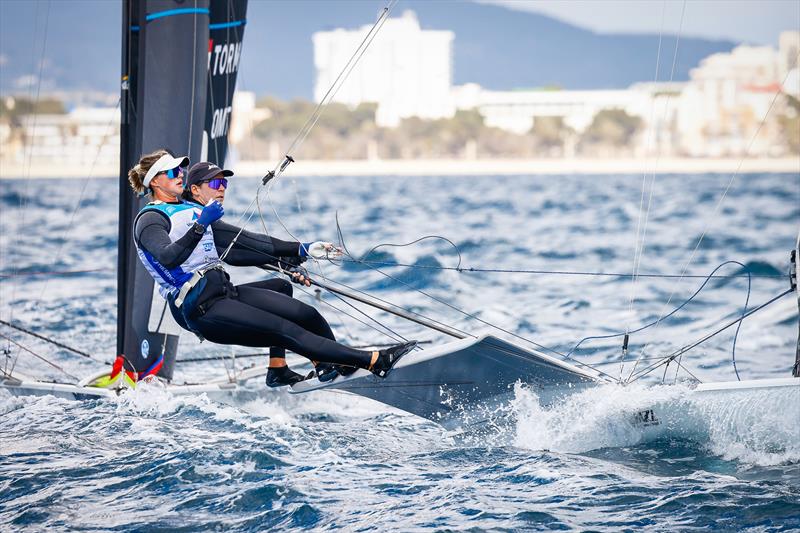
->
[314, 363, 359, 383]
[266, 366, 306, 388]
[369, 341, 417, 378]
[315, 363, 340, 383]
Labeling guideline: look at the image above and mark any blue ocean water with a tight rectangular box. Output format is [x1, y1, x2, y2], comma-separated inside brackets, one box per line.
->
[1, 172, 799, 531]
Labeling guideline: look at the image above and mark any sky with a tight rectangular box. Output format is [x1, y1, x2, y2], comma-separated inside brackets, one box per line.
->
[489, 0, 800, 46]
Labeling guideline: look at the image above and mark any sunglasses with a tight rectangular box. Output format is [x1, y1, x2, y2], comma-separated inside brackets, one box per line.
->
[161, 166, 184, 179]
[203, 178, 228, 190]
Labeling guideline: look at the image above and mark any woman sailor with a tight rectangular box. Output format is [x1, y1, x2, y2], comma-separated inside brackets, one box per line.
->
[127, 149, 414, 386]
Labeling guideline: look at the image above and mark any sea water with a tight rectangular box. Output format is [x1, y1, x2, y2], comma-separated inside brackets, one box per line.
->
[0, 173, 798, 531]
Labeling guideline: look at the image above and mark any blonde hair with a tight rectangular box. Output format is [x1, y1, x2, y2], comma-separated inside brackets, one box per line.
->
[128, 149, 169, 196]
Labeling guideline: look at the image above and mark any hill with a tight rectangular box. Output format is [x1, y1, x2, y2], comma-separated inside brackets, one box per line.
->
[0, 0, 737, 100]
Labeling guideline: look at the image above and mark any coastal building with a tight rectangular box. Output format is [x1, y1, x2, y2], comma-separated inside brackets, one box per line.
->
[313, 10, 454, 127]
[6, 106, 119, 166]
[450, 82, 683, 156]
[675, 43, 786, 157]
[778, 31, 800, 95]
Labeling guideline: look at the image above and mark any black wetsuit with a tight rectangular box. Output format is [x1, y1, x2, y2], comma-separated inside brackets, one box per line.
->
[134, 205, 373, 368]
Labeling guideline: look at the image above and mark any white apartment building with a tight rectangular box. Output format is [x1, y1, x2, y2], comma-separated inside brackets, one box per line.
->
[675, 44, 786, 157]
[451, 82, 683, 155]
[313, 10, 454, 127]
[10, 107, 119, 165]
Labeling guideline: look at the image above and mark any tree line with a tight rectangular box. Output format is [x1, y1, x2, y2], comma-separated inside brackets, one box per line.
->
[243, 97, 649, 160]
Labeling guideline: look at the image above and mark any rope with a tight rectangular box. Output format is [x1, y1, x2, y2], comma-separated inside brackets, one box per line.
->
[628, 0, 668, 331]
[0, 262, 781, 281]
[219, 1, 398, 264]
[0, 319, 109, 365]
[334, 258, 784, 279]
[0, 268, 106, 279]
[564, 261, 752, 359]
[626, 288, 793, 383]
[6, 0, 52, 359]
[627, 0, 686, 353]
[626, 68, 796, 382]
[0, 332, 80, 382]
[333, 226, 619, 380]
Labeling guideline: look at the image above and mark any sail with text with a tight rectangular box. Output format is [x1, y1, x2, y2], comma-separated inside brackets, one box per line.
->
[204, 0, 247, 166]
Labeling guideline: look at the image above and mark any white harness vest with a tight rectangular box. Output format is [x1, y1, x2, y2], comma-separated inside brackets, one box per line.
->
[134, 201, 221, 301]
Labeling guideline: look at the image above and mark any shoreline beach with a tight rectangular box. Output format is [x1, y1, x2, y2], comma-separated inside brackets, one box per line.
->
[1, 157, 798, 179]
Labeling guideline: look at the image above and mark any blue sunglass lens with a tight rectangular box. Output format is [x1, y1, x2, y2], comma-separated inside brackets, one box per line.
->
[206, 178, 228, 190]
[165, 166, 183, 179]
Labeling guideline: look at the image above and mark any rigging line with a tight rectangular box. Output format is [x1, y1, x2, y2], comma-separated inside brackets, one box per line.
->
[332, 257, 785, 279]
[0, 332, 80, 382]
[626, 68, 795, 382]
[333, 215, 598, 361]
[260, 1, 398, 247]
[361, 235, 464, 270]
[8, 0, 51, 335]
[296, 281, 407, 343]
[627, 0, 687, 342]
[332, 217, 477, 338]
[0, 318, 109, 365]
[675, 262, 751, 384]
[293, 258, 411, 342]
[313, 259, 407, 342]
[340, 249, 624, 378]
[319, 256, 476, 339]
[0, 268, 106, 279]
[187, 0, 198, 157]
[662, 356, 701, 384]
[627, 287, 792, 383]
[285, 1, 398, 158]
[628, 0, 668, 331]
[565, 261, 750, 358]
[31, 98, 121, 309]
[305, 259, 359, 341]
[222, 1, 398, 263]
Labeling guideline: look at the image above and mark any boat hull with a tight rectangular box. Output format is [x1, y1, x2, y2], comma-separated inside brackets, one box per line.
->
[291, 334, 600, 429]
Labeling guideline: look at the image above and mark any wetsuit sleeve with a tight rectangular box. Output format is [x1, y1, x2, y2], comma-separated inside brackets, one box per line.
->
[211, 219, 300, 266]
[135, 211, 204, 269]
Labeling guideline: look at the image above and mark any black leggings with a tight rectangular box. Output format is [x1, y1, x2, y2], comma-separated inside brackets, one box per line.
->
[191, 278, 373, 368]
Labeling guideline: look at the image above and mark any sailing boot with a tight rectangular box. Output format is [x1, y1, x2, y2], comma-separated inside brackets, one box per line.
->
[368, 341, 418, 378]
[266, 365, 306, 388]
[315, 363, 340, 383]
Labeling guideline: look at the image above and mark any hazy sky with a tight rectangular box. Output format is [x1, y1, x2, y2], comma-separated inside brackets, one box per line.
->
[489, 0, 799, 45]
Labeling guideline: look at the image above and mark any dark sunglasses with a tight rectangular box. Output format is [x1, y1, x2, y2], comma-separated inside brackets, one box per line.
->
[204, 178, 228, 190]
[161, 166, 184, 179]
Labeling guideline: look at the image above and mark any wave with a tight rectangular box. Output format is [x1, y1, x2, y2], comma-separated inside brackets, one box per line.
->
[512, 382, 800, 466]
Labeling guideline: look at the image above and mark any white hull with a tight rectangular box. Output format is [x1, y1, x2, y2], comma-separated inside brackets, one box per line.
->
[0, 367, 271, 405]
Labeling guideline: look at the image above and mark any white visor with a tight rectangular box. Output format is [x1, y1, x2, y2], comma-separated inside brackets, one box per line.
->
[142, 153, 190, 188]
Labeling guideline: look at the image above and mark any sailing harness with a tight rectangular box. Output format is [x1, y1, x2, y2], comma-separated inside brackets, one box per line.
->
[132, 200, 230, 340]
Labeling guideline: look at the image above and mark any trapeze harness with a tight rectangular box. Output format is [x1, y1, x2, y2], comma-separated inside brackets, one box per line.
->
[133, 201, 223, 337]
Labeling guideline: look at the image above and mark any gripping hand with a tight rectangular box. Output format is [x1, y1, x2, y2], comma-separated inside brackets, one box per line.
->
[287, 266, 311, 287]
[197, 200, 224, 227]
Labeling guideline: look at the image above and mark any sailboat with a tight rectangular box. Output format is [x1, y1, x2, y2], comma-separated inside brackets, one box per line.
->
[1, 0, 268, 403]
[1, 0, 799, 435]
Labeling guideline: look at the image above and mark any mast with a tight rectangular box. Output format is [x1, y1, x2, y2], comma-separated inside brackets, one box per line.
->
[793, 230, 800, 377]
[118, 0, 211, 380]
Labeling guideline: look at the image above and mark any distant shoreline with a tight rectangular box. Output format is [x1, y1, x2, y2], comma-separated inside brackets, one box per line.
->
[1, 157, 798, 179]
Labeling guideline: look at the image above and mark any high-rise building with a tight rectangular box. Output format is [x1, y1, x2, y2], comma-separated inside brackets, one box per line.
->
[313, 10, 454, 127]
